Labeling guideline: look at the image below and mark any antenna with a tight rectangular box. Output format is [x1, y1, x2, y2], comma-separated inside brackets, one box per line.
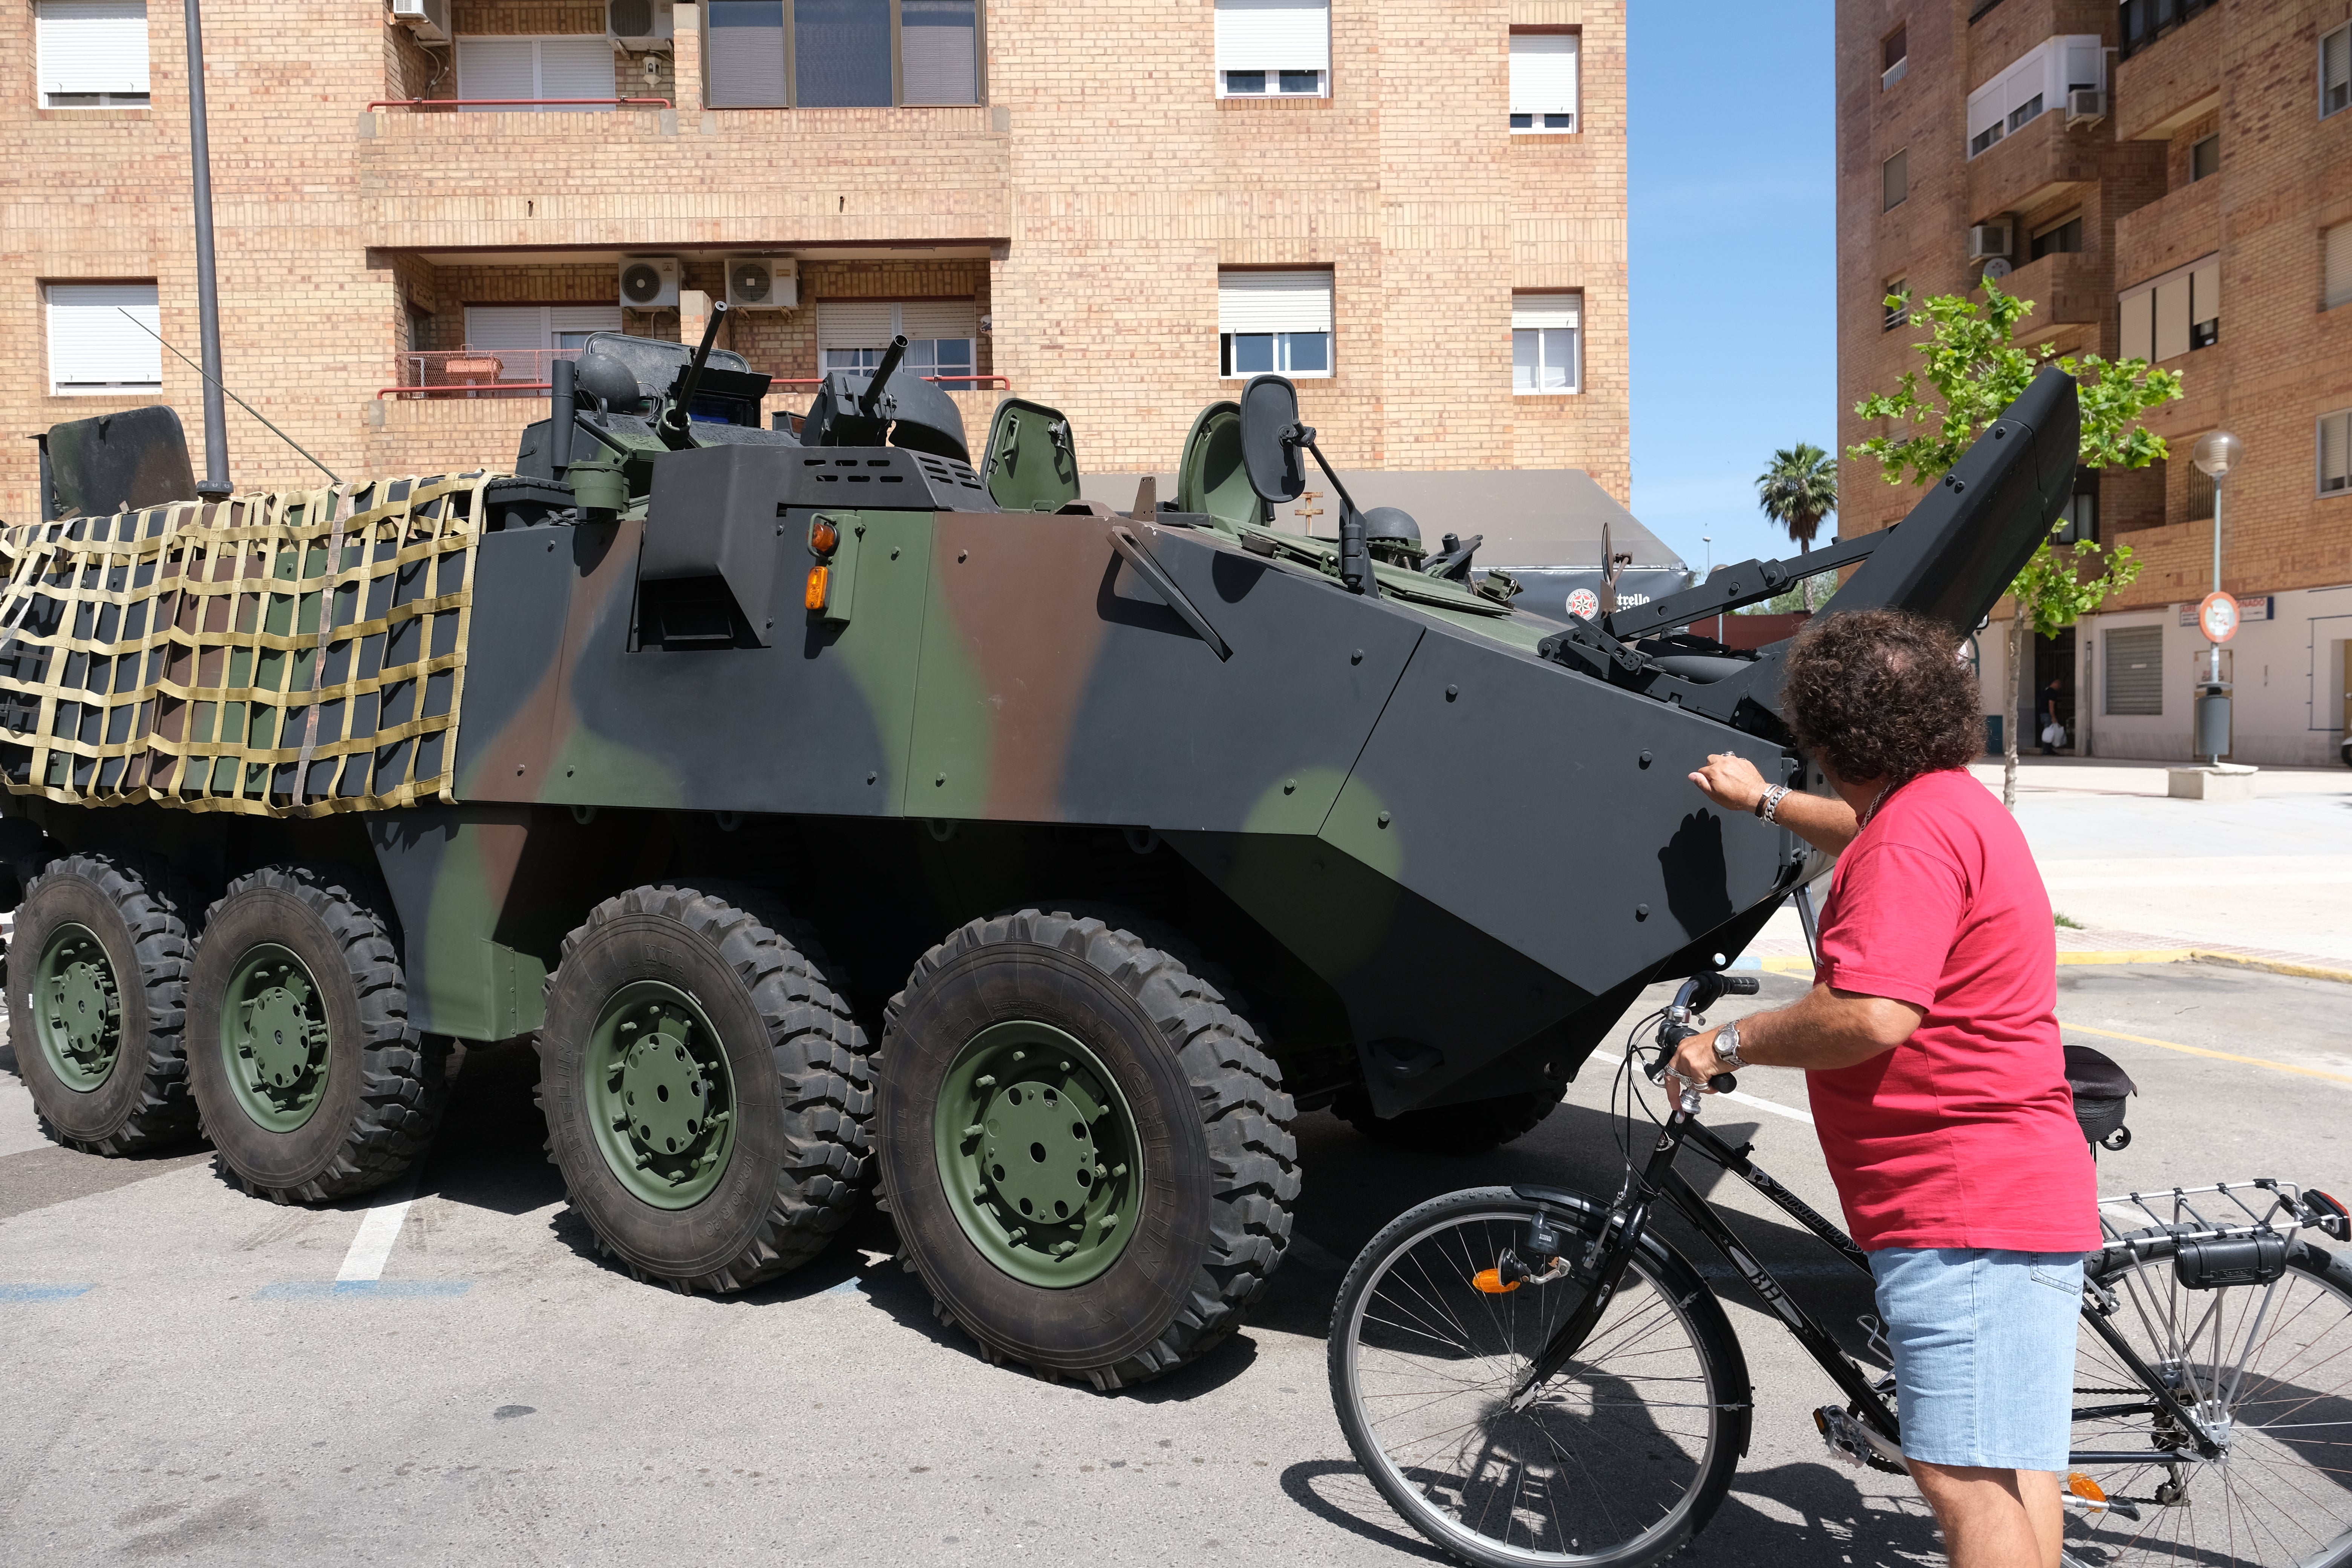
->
[117, 308, 341, 486]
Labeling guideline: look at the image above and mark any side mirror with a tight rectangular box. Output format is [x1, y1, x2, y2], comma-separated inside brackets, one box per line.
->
[1238, 375, 1306, 504]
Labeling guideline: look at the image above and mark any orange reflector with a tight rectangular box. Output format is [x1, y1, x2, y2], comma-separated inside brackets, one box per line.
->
[805, 564, 830, 611]
[2068, 1473, 2107, 1504]
[809, 518, 839, 555]
[1472, 1268, 1520, 1295]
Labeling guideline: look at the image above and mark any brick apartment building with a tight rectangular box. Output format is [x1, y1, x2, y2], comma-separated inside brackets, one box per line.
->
[1838, 0, 2352, 765]
[4, 0, 1630, 540]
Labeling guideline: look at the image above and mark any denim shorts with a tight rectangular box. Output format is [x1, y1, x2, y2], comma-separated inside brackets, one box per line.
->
[1867, 1246, 2084, 1472]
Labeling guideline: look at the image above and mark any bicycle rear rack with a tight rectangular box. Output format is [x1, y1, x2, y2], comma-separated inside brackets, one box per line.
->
[2099, 1180, 2345, 1254]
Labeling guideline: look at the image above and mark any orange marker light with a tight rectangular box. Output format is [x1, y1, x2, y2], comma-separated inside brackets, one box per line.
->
[2067, 1473, 2107, 1504]
[805, 564, 830, 611]
[809, 518, 839, 555]
[1472, 1268, 1521, 1295]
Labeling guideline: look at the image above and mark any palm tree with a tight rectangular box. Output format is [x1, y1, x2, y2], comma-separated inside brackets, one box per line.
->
[1756, 444, 1839, 606]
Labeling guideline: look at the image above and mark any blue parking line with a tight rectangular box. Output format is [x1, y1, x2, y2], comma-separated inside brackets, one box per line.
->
[0, 1283, 95, 1302]
[253, 1280, 472, 1300]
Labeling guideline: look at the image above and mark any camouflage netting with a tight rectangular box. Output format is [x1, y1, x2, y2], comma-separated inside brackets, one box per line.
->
[0, 473, 489, 818]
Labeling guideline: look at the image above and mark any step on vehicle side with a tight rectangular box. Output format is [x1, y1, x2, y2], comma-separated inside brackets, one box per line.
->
[0, 326, 2079, 1386]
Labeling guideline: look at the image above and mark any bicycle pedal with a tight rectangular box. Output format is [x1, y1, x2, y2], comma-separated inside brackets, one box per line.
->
[1815, 1406, 1907, 1475]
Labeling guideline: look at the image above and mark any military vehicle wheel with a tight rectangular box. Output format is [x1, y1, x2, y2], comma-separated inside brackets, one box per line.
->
[185, 865, 446, 1203]
[9, 852, 201, 1154]
[876, 909, 1298, 1389]
[1333, 1084, 1563, 1156]
[536, 884, 872, 1293]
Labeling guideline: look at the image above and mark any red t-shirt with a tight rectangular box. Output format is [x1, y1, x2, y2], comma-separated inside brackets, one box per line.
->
[1807, 767, 2099, 1252]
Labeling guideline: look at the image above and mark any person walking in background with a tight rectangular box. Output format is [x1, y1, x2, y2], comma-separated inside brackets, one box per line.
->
[1676, 608, 2096, 1568]
[2040, 676, 2066, 755]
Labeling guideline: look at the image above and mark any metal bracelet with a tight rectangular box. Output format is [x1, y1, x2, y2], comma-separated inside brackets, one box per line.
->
[1758, 784, 1791, 824]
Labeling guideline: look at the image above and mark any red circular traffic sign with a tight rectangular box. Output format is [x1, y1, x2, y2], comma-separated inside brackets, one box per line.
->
[2198, 590, 2241, 644]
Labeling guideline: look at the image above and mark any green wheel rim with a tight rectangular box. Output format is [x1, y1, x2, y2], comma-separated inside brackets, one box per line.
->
[220, 943, 333, 1133]
[934, 1020, 1144, 1289]
[585, 981, 738, 1210]
[34, 922, 124, 1093]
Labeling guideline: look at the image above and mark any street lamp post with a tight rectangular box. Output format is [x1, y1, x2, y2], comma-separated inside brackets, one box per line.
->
[2191, 430, 2242, 766]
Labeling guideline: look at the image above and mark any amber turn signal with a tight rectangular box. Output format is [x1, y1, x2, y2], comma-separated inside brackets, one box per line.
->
[805, 564, 830, 611]
[809, 518, 839, 555]
[1471, 1268, 1521, 1295]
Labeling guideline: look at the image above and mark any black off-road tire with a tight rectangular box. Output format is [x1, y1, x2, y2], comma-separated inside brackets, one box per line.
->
[9, 851, 202, 1154]
[877, 908, 1299, 1389]
[1333, 1084, 1563, 1156]
[536, 883, 873, 1293]
[185, 864, 447, 1203]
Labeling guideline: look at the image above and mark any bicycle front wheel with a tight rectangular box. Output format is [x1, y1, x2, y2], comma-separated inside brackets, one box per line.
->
[1328, 1187, 1749, 1568]
[2066, 1234, 2352, 1568]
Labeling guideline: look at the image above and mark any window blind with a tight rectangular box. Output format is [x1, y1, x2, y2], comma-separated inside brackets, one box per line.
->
[47, 281, 161, 392]
[1217, 271, 1333, 333]
[455, 37, 614, 109]
[1511, 296, 1580, 331]
[37, 0, 149, 96]
[1966, 35, 2102, 157]
[536, 38, 618, 109]
[455, 38, 534, 101]
[819, 301, 898, 349]
[2327, 224, 2352, 311]
[1508, 34, 1578, 119]
[901, 0, 978, 104]
[2103, 625, 2164, 717]
[2324, 24, 2350, 118]
[548, 305, 622, 336]
[705, 0, 788, 107]
[2118, 252, 2219, 364]
[2321, 410, 2351, 495]
[1214, 0, 1330, 74]
[898, 300, 977, 340]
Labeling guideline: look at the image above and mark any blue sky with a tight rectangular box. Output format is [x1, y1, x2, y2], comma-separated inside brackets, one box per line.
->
[1627, 1, 1838, 573]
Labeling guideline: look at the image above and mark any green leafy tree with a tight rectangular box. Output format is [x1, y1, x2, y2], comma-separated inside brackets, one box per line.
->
[1756, 444, 1839, 606]
[1850, 276, 2179, 808]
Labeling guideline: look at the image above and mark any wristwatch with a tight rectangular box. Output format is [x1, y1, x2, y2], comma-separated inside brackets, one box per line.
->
[1755, 784, 1791, 824]
[1712, 1018, 1746, 1071]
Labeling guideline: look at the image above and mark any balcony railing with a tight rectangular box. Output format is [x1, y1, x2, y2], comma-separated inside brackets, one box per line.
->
[2118, 0, 2217, 61]
[366, 96, 673, 113]
[379, 349, 1011, 399]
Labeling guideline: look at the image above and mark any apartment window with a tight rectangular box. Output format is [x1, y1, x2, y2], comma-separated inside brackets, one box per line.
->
[1508, 32, 1579, 132]
[2327, 223, 2352, 311]
[2119, 0, 2216, 62]
[461, 306, 624, 381]
[2029, 213, 2083, 260]
[2053, 466, 2099, 545]
[35, 0, 149, 109]
[2324, 23, 2349, 119]
[46, 282, 160, 395]
[1966, 35, 2102, 158]
[1511, 295, 1580, 394]
[819, 300, 979, 389]
[1882, 149, 1907, 211]
[1883, 279, 1909, 331]
[1215, 0, 1329, 100]
[704, 0, 980, 108]
[1217, 270, 1332, 378]
[455, 36, 617, 111]
[2321, 409, 2352, 496]
[2190, 132, 2219, 181]
[2186, 459, 2215, 522]
[1881, 24, 1908, 89]
[2118, 254, 2218, 363]
[2104, 625, 2164, 717]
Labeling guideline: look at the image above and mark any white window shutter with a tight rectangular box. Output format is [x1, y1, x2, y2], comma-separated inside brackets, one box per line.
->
[47, 282, 161, 390]
[2063, 37, 2102, 91]
[1509, 35, 1578, 117]
[462, 306, 547, 354]
[1511, 296, 1580, 331]
[37, 0, 149, 96]
[900, 0, 978, 104]
[704, 5, 787, 107]
[536, 38, 617, 110]
[2325, 26, 2350, 112]
[898, 300, 977, 340]
[819, 301, 898, 350]
[455, 38, 536, 106]
[1214, 0, 1330, 74]
[2189, 259, 2219, 325]
[2118, 287, 2152, 363]
[2153, 275, 2190, 360]
[2325, 223, 2352, 310]
[548, 305, 623, 335]
[1966, 76, 2001, 150]
[1218, 271, 1333, 333]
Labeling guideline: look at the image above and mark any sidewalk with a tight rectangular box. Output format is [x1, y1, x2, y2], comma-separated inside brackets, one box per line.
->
[1736, 756, 2352, 981]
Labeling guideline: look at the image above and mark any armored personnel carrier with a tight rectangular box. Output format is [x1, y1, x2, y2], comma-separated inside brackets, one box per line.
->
[0, 314, 2078, 1388]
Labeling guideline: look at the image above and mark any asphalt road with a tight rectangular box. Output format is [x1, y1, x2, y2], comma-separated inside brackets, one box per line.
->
[2, 959, 2347, 1566]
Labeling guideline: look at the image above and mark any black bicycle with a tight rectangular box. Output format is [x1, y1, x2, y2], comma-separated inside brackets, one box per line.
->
[1328, 972, 2352, 1568]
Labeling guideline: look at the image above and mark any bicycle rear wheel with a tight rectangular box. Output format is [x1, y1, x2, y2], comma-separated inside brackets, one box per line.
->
[2065, 1234, 2352, 1568]
[1329, 1187, 1749, 1568]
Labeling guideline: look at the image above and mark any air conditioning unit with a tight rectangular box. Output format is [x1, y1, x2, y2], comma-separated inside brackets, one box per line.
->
[725, 257, 798, 311]
[1981, 256, 2014, 282]
[1968, 223, 2012, 262]
[2067, 87, 2107, 127]
[605, 0, 674, 50]
[618, 256, 681, 310]
[390, 0, 451, 44]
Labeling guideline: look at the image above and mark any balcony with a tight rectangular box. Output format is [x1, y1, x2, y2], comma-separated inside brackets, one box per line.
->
[1981, 250, 2102, 341]
[1966, 102, 2104, 222]
[2113, 175, 2220, 291]
[2113, 2, 2221, 140]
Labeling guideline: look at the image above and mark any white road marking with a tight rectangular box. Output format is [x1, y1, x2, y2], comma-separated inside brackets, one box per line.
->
[335, 1180, 420, 1283]
[1721, 1090, 1814, 1125]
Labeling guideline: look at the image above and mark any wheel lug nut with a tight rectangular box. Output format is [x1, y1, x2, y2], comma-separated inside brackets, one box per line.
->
[975, 1075, 995, 1089]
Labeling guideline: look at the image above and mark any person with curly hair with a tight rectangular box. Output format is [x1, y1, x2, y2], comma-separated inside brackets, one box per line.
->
[1672, 607, 2095, 1568]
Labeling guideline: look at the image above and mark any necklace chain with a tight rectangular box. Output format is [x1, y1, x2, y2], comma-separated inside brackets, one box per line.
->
[1860, 781, 1896, 827]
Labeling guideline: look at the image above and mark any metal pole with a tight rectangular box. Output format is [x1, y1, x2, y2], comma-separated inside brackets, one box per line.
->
[2208, 477, 2223, 761]
[184, 0, 231, 500]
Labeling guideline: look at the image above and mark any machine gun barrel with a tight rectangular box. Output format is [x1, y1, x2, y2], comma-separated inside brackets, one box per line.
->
[661, 300, 731, 443]
[857, 334, 911, 419]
